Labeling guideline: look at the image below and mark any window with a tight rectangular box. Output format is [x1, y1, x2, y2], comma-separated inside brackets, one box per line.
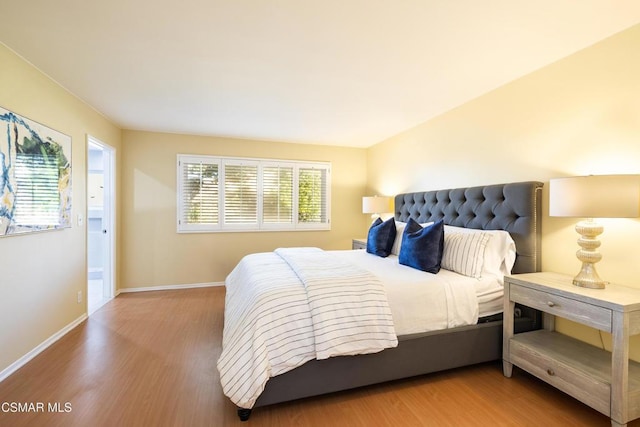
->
[177, 155, 330, 232]
[262, 164, 293, 225]
[179, 157, 220, 231]
[223, 161, 258, 227]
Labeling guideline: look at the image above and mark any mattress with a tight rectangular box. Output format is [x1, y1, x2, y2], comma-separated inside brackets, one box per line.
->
[333, 250, 504, 336]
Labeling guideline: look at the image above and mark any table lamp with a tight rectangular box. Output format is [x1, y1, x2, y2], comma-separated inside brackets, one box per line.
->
[362, 196, 391, 219]
[549, 175, 640, 289]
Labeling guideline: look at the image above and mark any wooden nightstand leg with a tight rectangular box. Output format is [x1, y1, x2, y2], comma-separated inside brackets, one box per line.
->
[611, 311, 630, 427]
[503, 361, 513, 378]
[502, 289, 514, 378]
[542, 312, 555, 331]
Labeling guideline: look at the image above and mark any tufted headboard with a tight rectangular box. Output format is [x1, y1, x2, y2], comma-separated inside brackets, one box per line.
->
[394, 181, 543, 274]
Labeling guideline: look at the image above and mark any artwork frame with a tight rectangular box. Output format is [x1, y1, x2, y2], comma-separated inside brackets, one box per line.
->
[0, 106, 72, 236]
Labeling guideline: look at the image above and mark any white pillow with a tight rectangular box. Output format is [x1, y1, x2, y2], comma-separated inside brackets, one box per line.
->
[442, 225, 516, 281]
[390, 221, 407, 255]
[441, 230, 491, 278]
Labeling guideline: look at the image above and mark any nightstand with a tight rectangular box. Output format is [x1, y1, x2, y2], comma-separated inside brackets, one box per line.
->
[503, 272, 640, 427]
[352, 238, 366, 250]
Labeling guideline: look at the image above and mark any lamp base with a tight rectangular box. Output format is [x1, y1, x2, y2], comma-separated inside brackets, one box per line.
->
[572, 267, 607, 289]
[573, 219, 607, 289]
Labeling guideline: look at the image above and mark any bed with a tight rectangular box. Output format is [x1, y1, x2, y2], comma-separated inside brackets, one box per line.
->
[219, 180, 543, 421]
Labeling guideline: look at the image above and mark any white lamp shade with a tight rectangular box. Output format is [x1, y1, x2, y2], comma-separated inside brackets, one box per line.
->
[549, 175, 640, 218]
[362, 196, 391, 214]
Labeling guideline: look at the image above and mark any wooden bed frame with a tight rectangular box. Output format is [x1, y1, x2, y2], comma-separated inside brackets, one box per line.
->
[237, 181, 543, 421]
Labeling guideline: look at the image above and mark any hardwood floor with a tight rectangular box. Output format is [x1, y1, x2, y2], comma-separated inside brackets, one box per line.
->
[0, 286, 636, 427]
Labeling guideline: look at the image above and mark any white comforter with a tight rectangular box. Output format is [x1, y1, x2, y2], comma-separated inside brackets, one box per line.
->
[217, 247, 398, 409]
[336, 250, 483, 335]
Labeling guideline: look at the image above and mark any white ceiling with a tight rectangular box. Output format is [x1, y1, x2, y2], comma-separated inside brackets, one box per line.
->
[1, 1, 640, 147]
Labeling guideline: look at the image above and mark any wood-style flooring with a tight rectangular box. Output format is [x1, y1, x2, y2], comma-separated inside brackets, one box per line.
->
[0, 286, 636, 427]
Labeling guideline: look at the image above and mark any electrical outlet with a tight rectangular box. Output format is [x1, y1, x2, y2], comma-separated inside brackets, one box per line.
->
[77, 290, 82, 304]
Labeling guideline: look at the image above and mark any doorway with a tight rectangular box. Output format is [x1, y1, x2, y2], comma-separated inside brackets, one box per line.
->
[87, 136, 115, 315]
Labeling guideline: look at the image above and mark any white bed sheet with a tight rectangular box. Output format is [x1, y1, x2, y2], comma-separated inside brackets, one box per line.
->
[333, 250, 504, 336]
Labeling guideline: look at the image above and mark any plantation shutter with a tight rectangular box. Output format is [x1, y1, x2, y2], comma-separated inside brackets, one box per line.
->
[177, 155, 330, 232]
[223, 161, 258, 225]
[14, 153, 61, 226]
[178, 157, 219, 231]
[262, 165, 293, 225]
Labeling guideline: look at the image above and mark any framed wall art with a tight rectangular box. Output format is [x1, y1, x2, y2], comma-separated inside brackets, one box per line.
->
[0, 106, 72, 236]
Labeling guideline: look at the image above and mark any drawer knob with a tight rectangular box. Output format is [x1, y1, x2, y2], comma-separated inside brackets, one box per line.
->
[547, 301, 556, 307]
[547, 368, 555, 376]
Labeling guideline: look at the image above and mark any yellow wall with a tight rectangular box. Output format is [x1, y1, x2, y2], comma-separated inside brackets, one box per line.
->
[0, 44, 122, 374]
[120, 130, 368, 288]
[368, 24, 640, 355]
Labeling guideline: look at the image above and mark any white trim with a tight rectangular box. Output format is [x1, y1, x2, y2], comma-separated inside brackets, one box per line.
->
[118, 282, 223, 293]
[87, 135, 116, 309]
[0, 314, 87, 383]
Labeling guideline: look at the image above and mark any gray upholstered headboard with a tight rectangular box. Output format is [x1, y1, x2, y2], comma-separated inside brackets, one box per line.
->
[394, 181, 543, 274]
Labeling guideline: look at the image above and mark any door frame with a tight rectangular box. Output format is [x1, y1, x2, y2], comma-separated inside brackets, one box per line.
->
[87, 135, 115, 308]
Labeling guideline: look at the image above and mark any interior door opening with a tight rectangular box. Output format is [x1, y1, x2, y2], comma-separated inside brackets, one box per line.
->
[87, 136, 115, 315]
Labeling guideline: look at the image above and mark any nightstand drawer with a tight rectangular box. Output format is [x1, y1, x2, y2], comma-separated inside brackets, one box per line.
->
[510, 283, 612, 332]
[510, 336, 611, 416]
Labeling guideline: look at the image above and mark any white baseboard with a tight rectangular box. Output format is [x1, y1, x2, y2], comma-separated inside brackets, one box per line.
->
[117, 281, 223, 294]
[0, 314, 87, 383]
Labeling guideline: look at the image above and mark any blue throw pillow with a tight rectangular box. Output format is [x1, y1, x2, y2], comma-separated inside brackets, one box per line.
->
[399, 219, 444, 273]
[366, 217, 397, 257]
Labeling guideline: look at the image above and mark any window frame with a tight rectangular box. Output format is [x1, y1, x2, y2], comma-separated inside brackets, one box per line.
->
[220, 158, 260, 231]
[260, 160, 295, 231]
[177, 154, 331, 233]
[176, 155, 221, 233]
